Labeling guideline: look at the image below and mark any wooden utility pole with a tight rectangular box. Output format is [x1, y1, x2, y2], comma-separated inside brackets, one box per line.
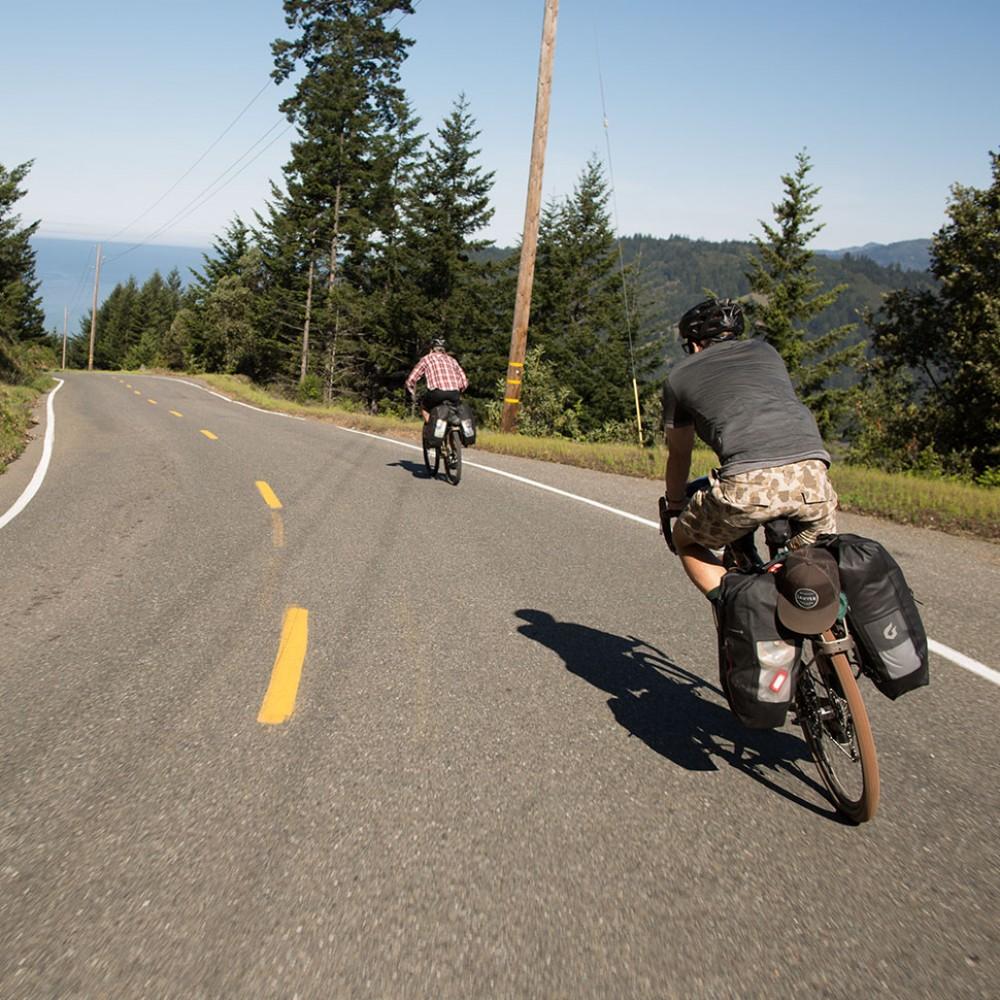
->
[86, 244, 102, 371]
[300, 253, 315, 385]
[61, 306, 68, 370]
[500, 0, 558, 434]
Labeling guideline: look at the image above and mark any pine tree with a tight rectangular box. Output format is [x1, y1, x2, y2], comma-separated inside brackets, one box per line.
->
[186, 217, 288, 377]
[528, 157, 654, 435]
[403, 95, 502, 407]
[746, 150, 864, 437]
[853, 151, 1000, 478]
[0, 160, 46, 382]
[271, 0, 417, 397]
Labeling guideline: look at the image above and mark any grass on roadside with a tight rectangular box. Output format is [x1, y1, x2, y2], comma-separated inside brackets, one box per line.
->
[142, 372, 1000, 540]
[0, 379, 50, 474]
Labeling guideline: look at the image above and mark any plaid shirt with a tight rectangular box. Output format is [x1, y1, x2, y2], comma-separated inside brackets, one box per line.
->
[405, 351, 468, 394]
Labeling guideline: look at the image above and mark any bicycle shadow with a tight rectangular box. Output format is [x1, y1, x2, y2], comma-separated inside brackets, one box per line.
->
[387, 459, 433, 479]
[514, 608, 844, 822]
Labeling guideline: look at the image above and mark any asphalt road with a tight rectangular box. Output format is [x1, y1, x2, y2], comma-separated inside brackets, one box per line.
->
[1, 372, 997, 999]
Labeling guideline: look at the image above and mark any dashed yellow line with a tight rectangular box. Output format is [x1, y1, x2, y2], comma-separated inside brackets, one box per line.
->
[147, 399, 157, 405]
[134, 390, 141, 395]
[169, 410, 182, 418]
[257, 607, 309, 725]
[200, 429, 218, 440]
[255, 481, 283, 509]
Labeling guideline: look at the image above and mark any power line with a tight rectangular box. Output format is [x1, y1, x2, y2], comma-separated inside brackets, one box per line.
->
[102, 0, 422, 264]
[595, 33, 644, 444]
[104, 79, 276, 245]
[104, 121, 293, 264]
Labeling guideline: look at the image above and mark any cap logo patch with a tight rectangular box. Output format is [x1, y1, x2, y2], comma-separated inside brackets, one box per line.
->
[794, 588, 819, 610]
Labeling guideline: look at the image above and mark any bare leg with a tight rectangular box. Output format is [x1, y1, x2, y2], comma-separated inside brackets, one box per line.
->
[672, 522, 727, 596]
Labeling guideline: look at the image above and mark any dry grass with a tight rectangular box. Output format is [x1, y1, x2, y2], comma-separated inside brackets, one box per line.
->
[180, 373, 1000, 540]
[0, 382, 43, 473]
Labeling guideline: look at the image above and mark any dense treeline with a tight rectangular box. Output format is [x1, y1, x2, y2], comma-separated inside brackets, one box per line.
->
[619, 236, 936, 366]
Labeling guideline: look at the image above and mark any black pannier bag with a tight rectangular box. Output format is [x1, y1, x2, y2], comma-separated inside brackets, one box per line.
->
[427, 404, 451, 443]
[814, 534, 929, 700]
[456, 402, 477, 446]
[717, 570, 803, 728]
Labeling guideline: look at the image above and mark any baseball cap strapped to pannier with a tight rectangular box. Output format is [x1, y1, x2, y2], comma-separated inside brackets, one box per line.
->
[813, 533, 929, 700]
[775, 547, 841, 635]
[717, 571, 803, 729]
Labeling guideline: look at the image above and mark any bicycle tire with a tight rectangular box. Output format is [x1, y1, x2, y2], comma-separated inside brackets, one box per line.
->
[422, 435, 440, 477]
[797, 633, 880, 823]
[444, 428, 462, 485]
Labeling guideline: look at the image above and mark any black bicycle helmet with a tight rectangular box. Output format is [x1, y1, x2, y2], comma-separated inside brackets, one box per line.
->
[430, 337, 447, 352]
[678, 298, 744, 349]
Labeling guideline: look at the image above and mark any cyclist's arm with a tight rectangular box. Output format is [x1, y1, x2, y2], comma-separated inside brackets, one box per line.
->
[405, 357, 426, 395]
[664, 425, 694, 508]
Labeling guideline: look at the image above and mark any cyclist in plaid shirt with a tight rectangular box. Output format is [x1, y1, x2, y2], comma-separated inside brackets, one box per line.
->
[405, 338, 469, 423]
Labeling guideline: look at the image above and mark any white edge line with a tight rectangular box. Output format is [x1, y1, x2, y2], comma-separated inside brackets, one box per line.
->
[333, 423, 998, 686]
[928, 640, 1000, 687]
[0, 378, 65, 531]
[144, 375, 306, 420]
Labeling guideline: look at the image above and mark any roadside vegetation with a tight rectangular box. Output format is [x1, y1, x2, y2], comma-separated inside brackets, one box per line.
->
[0, 382, 41, 473]
[1, 160, 54, 472]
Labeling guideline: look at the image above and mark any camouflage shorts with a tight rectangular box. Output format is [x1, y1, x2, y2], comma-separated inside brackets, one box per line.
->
[677, 460, 837, 550]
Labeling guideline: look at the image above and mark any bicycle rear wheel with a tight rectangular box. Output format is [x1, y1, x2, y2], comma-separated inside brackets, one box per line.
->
[422, 435, 440, 478]
[796, 632, 880, 823]
[444, 428, 462, 485]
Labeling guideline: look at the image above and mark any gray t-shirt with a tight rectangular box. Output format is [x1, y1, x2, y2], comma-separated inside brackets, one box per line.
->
[662, 338, 830, 476]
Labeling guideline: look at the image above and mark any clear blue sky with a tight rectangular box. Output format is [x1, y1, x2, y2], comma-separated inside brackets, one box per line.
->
[4, 0, 998, 251]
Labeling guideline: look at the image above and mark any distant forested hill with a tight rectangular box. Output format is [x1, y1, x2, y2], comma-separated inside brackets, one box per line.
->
[816, 238, 931, 272]
[618, 235, 937, 362]
[478, 234, 935, 360]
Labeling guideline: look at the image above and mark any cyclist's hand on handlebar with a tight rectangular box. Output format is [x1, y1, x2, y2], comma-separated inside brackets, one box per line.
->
[658, 495, 683, 555]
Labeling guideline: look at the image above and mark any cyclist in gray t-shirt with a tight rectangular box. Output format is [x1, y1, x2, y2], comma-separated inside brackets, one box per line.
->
[659, 298, 838, 603]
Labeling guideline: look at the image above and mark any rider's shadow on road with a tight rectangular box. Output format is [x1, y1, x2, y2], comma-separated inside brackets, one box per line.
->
[387, 459, 433, 479]
[514, 608, 839, 819]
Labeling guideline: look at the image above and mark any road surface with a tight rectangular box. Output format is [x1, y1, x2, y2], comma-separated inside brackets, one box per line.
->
[1, 372, 996, 998]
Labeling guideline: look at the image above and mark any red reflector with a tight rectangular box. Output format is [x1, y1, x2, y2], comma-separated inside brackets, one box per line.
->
[769, 669, 788, 693]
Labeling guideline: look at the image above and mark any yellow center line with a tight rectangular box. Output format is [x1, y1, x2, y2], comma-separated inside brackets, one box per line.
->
[258, 607, 309, 725]
[200, 429, 218, 440]
[255, 480, 283, 509]
[126, 383, 132, 388]
[169, 410, 183, 418]
[148, 399, 157, 405]
[134, 390, 141, 395]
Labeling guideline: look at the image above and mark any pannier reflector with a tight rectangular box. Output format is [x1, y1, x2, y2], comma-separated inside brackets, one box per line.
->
[769, 669, 788, 693]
